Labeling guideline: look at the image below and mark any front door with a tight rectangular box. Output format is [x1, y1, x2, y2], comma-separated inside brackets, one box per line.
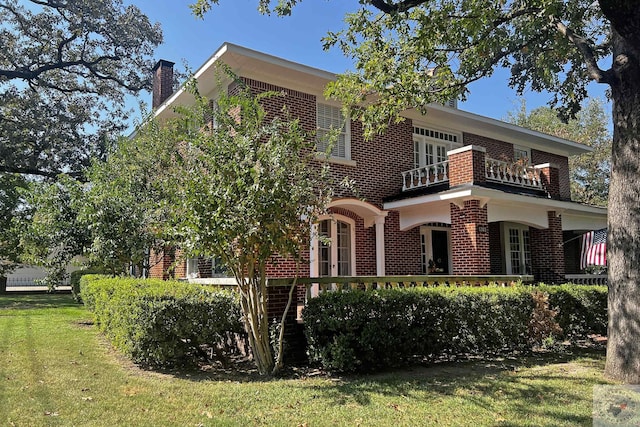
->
[319, 219, 353, 277]
[431, 230, 450, 274]
[421, 225, 451, 274]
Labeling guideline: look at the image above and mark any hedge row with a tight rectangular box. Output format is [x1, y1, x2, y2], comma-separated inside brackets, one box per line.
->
[80, 276, 244, 368]
[303, 284, 606, 372]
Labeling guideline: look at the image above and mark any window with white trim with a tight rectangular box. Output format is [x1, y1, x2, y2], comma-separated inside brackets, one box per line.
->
[317, 103, 350, 159]
[503, 223, 532, 275]
[413, 126, 461, 168]
[514, 145, 531, 165]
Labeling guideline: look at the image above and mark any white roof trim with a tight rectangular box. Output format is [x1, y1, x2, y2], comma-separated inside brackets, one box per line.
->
[153, 43, 591, 156]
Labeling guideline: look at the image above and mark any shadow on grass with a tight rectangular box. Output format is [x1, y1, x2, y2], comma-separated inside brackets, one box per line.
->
[288, 349, 608, 425]
[0, 293, 80, 311]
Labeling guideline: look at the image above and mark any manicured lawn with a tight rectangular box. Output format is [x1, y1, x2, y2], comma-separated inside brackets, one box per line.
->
[0, 293, 613, 426]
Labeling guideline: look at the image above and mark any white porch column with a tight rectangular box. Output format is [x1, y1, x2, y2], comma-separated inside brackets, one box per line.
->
[308, 222, 319, 297]
[374, 215, 386, 276]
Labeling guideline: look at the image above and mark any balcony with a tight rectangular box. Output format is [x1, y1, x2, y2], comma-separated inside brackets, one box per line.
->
[485, 158, 542, 190]
[401, 146, 554, 195]
[402, 160, 449, 191]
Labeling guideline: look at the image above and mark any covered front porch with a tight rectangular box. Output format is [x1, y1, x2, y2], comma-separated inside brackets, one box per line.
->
[384, 185, 607, 283]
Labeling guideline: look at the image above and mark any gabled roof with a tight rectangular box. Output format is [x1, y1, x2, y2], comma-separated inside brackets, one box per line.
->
[154, 42, 592, 157]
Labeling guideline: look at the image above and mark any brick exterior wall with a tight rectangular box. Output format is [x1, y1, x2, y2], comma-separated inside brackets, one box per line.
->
[463, 133, 514, 161]
[536, 163, 561, 199]
[384, 211, 423, 275]
[448, 145, 486, 186]
[530, 211, 565, 283]
[152, 74, 577, 284]
[450, 200, 490, 275]
[531, 150, 571, 200]
[489, 222, 503, 274]
[149, 247, 175, 280]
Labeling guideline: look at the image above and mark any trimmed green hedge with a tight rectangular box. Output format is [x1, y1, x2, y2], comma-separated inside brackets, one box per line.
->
[70, 269, 106, 302]
[81, 277, 244, 368]
[303, 284, 606, 372]
[540, 284, 608, 338]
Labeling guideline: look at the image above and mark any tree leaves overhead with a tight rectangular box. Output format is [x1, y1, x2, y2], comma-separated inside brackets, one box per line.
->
[508, 98, 611, 207]
[0, 0, 162, 179]
[321, 0, 612, 136]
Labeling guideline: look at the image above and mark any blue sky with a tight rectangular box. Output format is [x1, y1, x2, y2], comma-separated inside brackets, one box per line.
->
[132, 1, 608, 122]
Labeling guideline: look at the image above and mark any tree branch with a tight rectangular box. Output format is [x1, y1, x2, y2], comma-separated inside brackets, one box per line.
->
[369, 0, 427, 14]
[551, 16, 615, 85]
[0, 165, 85, 181]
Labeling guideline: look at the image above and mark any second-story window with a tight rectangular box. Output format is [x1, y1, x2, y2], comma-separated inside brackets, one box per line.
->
[413, 126, 461, 168]
[317, 102, 350, 159]
[514, 145, 531, 164]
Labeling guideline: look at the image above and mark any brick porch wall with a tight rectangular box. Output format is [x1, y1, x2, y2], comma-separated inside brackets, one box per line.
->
[489, 222, 503, 274]
[450, 200, 490, 275]
[530, 211, 565, 283]
[531, 150, 571, 200]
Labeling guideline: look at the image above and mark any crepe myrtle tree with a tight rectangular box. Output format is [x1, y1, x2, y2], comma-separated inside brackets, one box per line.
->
[80, 131, 179, 277]
[193, 0, 640, 383]
[149, 72, 331, 375]
[0, 0, 162, 180]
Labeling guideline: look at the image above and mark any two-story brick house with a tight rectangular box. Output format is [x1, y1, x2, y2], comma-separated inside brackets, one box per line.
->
[149, 43, 607, 284]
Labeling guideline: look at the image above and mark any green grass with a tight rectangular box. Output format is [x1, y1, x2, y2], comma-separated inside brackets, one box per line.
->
[0, 293, 614, 426]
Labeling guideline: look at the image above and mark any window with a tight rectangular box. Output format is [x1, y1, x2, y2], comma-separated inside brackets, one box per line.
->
[317, 103, 350, 159]
[503, 223, 532, 275]
[514, 145, 531, 165]
[317, 217, 355, 277]
[186, 256, 228, 278]
[413, 126, 461, 168]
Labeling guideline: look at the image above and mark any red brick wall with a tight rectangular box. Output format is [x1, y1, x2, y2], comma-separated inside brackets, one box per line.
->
[489, 222, 504, 274]
[463, 133, 514, 161]
[448, 146, 486, 186]
[536, 164, 561, 199]
[384, 211, 422, 275]
[450, 200, 490, 275]
[149, 247, 175, 280]
[530, 211, 565, 283]
[531, 150, 571, 200]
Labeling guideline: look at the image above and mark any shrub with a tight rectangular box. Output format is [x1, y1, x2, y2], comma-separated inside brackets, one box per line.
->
[81, 277, 244, 368]
[303, 284, 606, 373]
[70, 269, 106, 302]
[539, 284, 607, 338]
[303, 286, 534, 372]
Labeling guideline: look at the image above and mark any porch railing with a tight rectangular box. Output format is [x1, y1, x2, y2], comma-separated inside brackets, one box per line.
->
[267, 274, 534, 298]
[564, 274, 608, 285]
[401, 160, 449, 191]
[485, 158, 542, 189]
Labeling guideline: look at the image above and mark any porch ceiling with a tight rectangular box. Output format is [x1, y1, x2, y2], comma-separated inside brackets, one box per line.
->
[384, 185, 607, 231]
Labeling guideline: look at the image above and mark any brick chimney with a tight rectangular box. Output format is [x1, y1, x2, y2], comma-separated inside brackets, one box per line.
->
[152, 59, 175, 109]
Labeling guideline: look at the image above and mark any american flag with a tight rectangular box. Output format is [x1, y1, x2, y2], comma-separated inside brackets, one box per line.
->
[580, 228, 607, 269]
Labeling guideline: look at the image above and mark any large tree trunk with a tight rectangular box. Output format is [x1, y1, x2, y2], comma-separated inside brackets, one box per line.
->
[604, 27, 640, 383]
[0, 276, 7, 294]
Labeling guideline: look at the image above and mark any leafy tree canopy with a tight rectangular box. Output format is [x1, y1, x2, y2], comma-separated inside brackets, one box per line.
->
[0, 0, 163, 179]
[508, 98, 611, 207]
[0, 173, 27, 277]
[192, 0, 637, 137]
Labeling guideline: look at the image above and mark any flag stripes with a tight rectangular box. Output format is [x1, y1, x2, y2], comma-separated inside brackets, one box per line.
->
[580, 228, 607, 269]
